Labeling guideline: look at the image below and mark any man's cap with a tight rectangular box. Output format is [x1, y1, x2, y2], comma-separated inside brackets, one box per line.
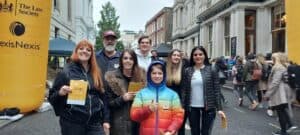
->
[103, 30, 117, 38]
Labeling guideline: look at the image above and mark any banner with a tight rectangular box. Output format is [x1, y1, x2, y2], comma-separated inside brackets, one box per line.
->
[286, 0, 300, 64]
[0, 0, 52, 113]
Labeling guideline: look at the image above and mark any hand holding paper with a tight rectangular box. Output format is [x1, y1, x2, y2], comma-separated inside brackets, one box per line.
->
[67, 80, 88, 105]
[218, 111, 227, 128]
[128, 82, 144, 93]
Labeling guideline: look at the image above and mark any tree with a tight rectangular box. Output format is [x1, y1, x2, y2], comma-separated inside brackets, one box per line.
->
[95, 2, 124, 51]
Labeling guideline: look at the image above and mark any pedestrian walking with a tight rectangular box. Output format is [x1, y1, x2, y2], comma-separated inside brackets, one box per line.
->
[105, 49, 146, 135]
[48, 40, 110, 135]
[264, 52, 297, 135]
[243, 53, 259, 110]
[130, 61, 184, 135]
[181, 46, 226, 135]
[256, 53, 269, 108]
[232, 57, 245, 106]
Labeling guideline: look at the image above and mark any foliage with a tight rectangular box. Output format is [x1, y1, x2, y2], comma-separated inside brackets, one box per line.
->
[95, 2, 123, 51]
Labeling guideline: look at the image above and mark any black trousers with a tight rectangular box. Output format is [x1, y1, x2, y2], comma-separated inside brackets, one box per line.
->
[273, 104, 293, 134]
[178, 110, 189, 135]
[188, 107, 216, 135]
[59, 118, 105, 135]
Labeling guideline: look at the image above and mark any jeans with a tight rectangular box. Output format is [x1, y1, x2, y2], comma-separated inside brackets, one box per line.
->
[188, 107, 216, 135]
[234, 85, 244, 99]
[59, 118, 105, 135]
[244, 81, 258, 103]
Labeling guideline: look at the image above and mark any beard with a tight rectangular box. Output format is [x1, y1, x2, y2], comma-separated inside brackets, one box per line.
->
[104, 43, 116, 52]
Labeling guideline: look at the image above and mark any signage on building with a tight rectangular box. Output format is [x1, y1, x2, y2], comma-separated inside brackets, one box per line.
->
[0, 0, 52, 113]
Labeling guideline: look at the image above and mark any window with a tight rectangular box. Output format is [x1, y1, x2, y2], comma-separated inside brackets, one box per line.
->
[207, 0, 212, 8]
[271, 1, 285, 52]
[54, 0, 59, 10]
[245, 10, 256, 55]
[224, 16, 231, 56]
[67, 0, 71, 21]
[208, 23, 213, 57]
[55, 27, 59, 38]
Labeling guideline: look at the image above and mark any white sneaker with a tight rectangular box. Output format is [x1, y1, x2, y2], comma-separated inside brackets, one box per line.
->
[287, 126, 297, 133]
[267, 109, 273, 117]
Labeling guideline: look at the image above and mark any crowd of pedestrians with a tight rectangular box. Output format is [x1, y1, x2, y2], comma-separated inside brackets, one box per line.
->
[48, 29, 299, 135]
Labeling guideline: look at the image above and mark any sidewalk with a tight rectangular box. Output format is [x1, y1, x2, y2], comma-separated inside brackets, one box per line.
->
[0, 102, 52, 129]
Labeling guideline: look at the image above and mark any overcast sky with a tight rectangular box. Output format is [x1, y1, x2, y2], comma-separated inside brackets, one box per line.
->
[93, 0, 174, 31]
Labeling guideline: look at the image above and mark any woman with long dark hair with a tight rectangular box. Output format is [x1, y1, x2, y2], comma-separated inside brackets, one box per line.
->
[105, 49, 146, 135]
[181, 46, 225, 135]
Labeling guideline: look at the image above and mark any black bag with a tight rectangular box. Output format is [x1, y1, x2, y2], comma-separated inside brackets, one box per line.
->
[236, 65, 244, 82]
[261, 63, 272, 81]
[284, 64, 300, 102]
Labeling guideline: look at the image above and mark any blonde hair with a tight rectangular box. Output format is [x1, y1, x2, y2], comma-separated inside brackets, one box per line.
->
[166, 49, 182, 86]
[256, 53, 265, 65]
[272, 52, 289, 69]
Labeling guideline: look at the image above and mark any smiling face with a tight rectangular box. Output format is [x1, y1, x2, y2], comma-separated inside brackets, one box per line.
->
[171, 50, 181, 64]
[150, 65, 164, 84]
[139, 38, 151, 53]
[77, 45, 92, 63]
[192, 49, 205, 66]
[122, 52, 134, 70]
[103, 36, 117, 52]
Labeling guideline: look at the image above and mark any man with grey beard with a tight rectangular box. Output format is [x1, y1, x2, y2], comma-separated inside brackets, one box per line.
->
[96, 30, 121, 78]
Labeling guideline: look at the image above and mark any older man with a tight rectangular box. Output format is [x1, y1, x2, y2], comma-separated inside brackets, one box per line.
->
[96, 30, 121, 76]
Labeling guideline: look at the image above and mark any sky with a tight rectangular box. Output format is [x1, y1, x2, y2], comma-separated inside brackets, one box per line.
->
[93, 0, 174, 31]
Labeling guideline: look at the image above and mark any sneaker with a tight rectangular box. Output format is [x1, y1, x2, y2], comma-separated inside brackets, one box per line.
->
[267, 109, 273, 117]
[287, 126, 297, 133]
[272, 131, 289, 135]
[238, 99, 243, 106]
[250, 102, 259, 110]
[258, 104, 264, 108]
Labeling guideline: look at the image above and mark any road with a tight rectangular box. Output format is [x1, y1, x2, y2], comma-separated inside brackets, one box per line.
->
[1, 88, 299, 135]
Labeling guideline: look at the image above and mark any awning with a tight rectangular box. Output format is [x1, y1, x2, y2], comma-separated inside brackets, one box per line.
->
[49, 38, 76, 56]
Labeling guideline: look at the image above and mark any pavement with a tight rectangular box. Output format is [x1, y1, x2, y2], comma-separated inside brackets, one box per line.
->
[1, 80, 299, 130]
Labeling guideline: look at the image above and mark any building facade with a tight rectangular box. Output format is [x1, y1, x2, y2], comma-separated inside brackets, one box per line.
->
[172, 0, 202, 57]
[50, 0, 95, 44]
[74, 0, 96, 44]
[197, 0, 285, 58]
[120, 30, 137, 49]
[145, 7, 173, 48]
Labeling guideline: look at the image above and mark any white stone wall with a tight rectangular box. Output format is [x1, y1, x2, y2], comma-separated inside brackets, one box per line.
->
[74, 0, 96, 44]
[172, 0, 200, 54]
[256, 7, 272, 54]
[50, 0, 76, 40]
[50, 0, 95, 45]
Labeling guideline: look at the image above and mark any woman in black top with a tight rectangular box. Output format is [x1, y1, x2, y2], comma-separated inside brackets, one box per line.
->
[181, 46, 225, 135]
[48, 40, 110, 135]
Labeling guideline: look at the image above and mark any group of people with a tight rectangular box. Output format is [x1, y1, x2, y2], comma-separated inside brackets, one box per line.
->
[229, 52, 298, 135]
[48, 29, 226, 135]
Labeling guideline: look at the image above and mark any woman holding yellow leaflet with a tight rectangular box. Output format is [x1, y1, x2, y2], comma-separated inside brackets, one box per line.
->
[105, 49, 146, 135]
[48, 40, 110, 135]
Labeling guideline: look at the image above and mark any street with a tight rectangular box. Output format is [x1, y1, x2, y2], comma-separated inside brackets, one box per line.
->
[0, 88, 299, 135]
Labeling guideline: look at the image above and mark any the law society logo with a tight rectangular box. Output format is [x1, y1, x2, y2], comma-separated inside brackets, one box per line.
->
[10, 21, 25, 36]
[0, 0, 13, 13]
